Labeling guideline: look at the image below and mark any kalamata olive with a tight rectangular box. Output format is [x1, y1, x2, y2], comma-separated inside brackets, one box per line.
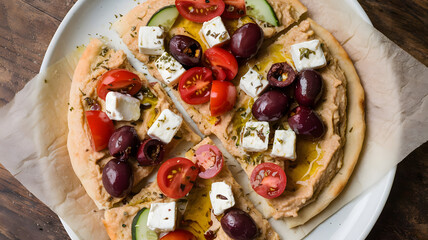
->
[295, 70, 323, 107]
[288, 106, 325, 139]
[108, 126, 140, 161]
[267, 62, 297, 87]
[169, 35, 202, 68]
[102, 158, 133, 198]
[230, 23, 264, 60]
[252, 90, 288, 121]
[221, 208, 258, 240]
[137, 139, 165, 166]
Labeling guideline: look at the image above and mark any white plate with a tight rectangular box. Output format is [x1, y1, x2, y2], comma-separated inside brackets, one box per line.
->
[40, 0, 396, 239]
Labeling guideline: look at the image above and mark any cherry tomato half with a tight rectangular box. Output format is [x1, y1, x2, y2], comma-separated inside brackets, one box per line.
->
[222, 0, 246, 19]
[195, 144, 224, 179]
[160, 229, 197, 240]
[85, 111, 115, 151]
[204, 47, 238, 81]
[97, 69, 142, 100]
[179, 67, 213, 105]
[250, 162, 287, 199]
[210, 80, 237, 116]
[175, 0, 225, 23]
[157, 157, 199, 199]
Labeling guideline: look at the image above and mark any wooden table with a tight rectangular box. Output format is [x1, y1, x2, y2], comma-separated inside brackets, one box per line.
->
[0, 0, 426, 239]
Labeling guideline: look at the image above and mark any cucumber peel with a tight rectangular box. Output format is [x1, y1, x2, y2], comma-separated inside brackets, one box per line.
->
[245, 0, 280, 27]
[147, 5, 179, 30]
[131, 208, 158, 240]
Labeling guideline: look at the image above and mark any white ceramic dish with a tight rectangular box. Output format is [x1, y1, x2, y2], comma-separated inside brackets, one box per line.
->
[40, 0, 396, 239]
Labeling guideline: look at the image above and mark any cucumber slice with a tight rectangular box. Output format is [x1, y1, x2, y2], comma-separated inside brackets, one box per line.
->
[147, 5, 179, 30]
[245, 0, 280, 27]
[131, 208, 158, 240]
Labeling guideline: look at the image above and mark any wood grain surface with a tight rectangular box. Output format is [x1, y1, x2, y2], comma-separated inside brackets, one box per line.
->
[0, 0, 426, 239]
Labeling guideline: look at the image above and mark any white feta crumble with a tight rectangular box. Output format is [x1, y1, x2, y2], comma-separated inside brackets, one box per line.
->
[155, 52, 186, 85]
[138, 26, 165, 55]
[147, 109, 183, 144]
[241, 121, 270, 152]
[271, 129, 296, 160]
[147, 202, 177, 233]
[209, 182, 235, 215]
[239, 68, 268, 98]
[290, 39, 327, 72]
[201, 16, 230, 47]
[105, 91, 141, 121]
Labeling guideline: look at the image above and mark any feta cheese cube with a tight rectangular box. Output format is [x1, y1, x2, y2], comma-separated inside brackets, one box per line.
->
[271, 129, 296, 160]
[138, 26, 165, 55]
[201, 16, 230, 47]
[239, 68, 268, 98]
[155, 52, 186, 85]
[105, 92, 141, 121]
[209, 182, 235, 215]
[290, 39, 327, 72]
[241, 121, 270, 152]
[147, 202, 177, 232]
[148, 109, 183, 144]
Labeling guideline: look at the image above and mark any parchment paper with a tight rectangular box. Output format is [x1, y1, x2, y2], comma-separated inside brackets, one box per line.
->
[0, 0, 426, 240]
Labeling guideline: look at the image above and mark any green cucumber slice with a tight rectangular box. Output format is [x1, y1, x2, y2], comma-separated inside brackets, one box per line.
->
[245, 0, 280, 27]
[147, 5, 179, 30]
[131, 208, 158, 240]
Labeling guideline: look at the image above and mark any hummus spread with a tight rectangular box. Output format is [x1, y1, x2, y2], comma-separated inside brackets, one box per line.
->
[174, 19, 347, 218]
[67, 39, 200, 209]
[103, 138, 279, 240]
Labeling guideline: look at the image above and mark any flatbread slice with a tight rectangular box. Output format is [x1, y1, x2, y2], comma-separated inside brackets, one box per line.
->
[112, 0, 306, 85]
[172, 18, 364, 221]
[67, 38, 200, 209]
[103, 137, 280, 239]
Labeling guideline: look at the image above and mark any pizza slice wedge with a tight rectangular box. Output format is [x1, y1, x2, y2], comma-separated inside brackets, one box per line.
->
[103, 137, 279, 239]
[67, 38, 201, 209]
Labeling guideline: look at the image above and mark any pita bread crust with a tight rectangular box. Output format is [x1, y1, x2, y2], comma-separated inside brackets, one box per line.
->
[67, 39, 200, 210]
[286, 18, 365, 227]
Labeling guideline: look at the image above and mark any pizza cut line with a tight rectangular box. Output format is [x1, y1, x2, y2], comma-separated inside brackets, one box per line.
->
[66, 0, 366, 239]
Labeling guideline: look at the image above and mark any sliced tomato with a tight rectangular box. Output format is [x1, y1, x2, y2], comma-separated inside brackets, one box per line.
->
[97, 69, 142, 100]
[85, 111, 115, 151]
[195, 144, 224, 179]
[250, 162, 287, 199]
[175, 0, 225, 23]
[222, 0, 246, 19]
[160, 229, 197, 240]
[179, 67, 213, 105]
[204, 47, 238, 81]
[157, 157, 199, 199]
[210, 80, 236, 116]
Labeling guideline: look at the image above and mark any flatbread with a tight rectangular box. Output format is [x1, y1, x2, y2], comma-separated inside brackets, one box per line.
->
[103, 137, 280, 240]
[67, 38, 200, 209]
[113, 0, 307, 85]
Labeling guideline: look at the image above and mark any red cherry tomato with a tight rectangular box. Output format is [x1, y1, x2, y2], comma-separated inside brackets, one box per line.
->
[195, 144, 224, 179]
[97, 69, 142, 100]
[204, 47, 238, 81]
[222, 0, 246, 19]
[210, 80, 236, 116]
[250, 162, 287, 199]
[157, 157, 199, 199]
[175, 0, 225, 23]
[85, 111, 115, 151]
[160, 229, 197, 240]
[179, 67, 213, 105]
